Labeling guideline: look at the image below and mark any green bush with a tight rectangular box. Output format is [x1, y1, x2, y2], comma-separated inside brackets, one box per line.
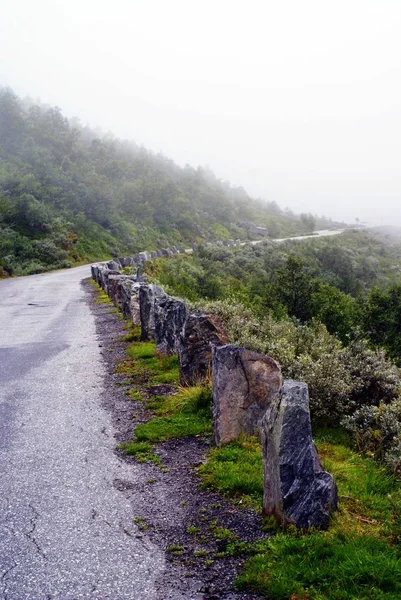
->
[343, 399, 401, 475]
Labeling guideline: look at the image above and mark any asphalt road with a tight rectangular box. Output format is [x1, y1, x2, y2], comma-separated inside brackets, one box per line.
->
[0, 266, 164, 599]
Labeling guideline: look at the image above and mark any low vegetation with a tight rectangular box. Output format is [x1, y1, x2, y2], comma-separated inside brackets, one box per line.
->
[148, 230, 401, 473]
[117, 338, 212, 459]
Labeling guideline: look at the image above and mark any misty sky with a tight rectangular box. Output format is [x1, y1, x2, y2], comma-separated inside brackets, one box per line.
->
[1, 0, 401, 225]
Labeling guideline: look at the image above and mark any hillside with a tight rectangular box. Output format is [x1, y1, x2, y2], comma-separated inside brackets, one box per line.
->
[0, 87, 341, 276]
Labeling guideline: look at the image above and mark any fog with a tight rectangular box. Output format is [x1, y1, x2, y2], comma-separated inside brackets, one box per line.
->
[1, 0, 400, 225]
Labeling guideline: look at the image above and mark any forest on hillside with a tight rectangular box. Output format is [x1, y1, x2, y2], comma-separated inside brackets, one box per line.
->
[0, 86, 340, 276]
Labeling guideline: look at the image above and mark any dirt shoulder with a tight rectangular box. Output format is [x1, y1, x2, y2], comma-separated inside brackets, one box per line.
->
[84, 278, 266, 600]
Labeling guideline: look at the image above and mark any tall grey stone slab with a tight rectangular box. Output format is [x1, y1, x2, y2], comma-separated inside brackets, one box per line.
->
[119, 257, 135, 268]
[161, 248, 173, 258]
[97, 266, 107, 289]
[154, 295, 187, 356]
[100, 269, 121, 294]
[212, 345, 282, 446]
[91, 264, 105, 287]
[107, 275, 125, 307]
[106, 260, 121, 271]
[129, 282, 144, 325]
[120, 278, 135, 319]
[262, 380, 337, 529]
[178, 311, 229, 386]
[139, 284, 165, 341]
[91, 264, 104, 284]
[114, 276, 134, 313]
[138, 251, 150, 264]
[94, 266, 104, 286]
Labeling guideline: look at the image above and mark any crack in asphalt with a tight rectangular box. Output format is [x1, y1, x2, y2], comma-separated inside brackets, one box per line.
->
[90, 508, 112, 528]
[26, 503, 46, 560]
[1, 560, 17, 600]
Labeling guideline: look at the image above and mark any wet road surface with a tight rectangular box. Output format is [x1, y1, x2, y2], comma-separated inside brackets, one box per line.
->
[0, 266, 164, 599]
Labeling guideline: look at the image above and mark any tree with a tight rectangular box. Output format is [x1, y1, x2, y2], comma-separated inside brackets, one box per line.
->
[363, 285, 401, 363]
[275, 255, 314, 321]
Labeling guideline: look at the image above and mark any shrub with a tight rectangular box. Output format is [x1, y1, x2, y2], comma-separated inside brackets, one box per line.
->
[345, 339, 400, 409]
[343, 399, 401, 475]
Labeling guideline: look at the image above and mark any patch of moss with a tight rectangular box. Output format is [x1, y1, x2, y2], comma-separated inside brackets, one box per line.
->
[118, 440, 161, 465]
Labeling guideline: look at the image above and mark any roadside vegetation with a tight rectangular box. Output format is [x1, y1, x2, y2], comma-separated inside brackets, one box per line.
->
[112, 227, 401, 598]
[108, 311, 401, 600]
[146, 229, 401, 476]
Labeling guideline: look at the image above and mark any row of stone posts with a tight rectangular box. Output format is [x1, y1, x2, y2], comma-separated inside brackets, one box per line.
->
[91, 262, 337, 529]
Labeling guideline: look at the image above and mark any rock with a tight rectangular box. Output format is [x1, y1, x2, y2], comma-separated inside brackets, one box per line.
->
[170, 246, 179, 254]
[250, 224, 269, 237]
[155, 249, 163, 258]
[139, 284, 165, 341]
[161, 248, 173, 258]
[235, 239, 241, 246]
[119, 256, 135, 268]
[129, 282, 144, 325]
[92, 264, 104, 287]
[106, 260, 121, 271]
[114, 276, 136, 315]
[228, 239, 235, 247]
[91, 264, 101, 283]
[138, 251, 149, 264]
[262, 380, 337, 529]
[178, 311, 229, 386]
[154, 295, 187, 355]
[99, 268, 121, 294]
[150, 251, 157, 259]
[212, 345, 282, 445]
[107, 274, 124, 306]
[120, 278, 135, 319]
[178, 246, 186, 253]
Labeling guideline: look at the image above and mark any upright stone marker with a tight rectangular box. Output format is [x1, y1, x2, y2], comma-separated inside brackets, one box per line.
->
[262, 380, 337, 529]
[154, 295, 187, 355]
[178, 311, 229, 386]
[139, 284, 165, 341]
[212, 344, 282, 445]
[107, 260, 121, 271]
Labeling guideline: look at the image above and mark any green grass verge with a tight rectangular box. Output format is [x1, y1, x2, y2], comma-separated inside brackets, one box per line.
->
[119, 338, 212, 457]
[123, 340, 180, 384]
[235, 533, 401, 600]
[118, 440, 161, 465]
[134, 385, 212, 442]
[90, 279, 113, 305]
[199, 436, 263, 510]
[201, 429, 401, 599]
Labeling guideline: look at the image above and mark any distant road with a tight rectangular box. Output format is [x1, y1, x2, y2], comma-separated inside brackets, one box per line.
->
[0, 267, 163, 599]
[249, 228, 345, 245]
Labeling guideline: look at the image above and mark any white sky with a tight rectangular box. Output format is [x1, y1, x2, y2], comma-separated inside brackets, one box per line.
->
[1, 0, 401, 225]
